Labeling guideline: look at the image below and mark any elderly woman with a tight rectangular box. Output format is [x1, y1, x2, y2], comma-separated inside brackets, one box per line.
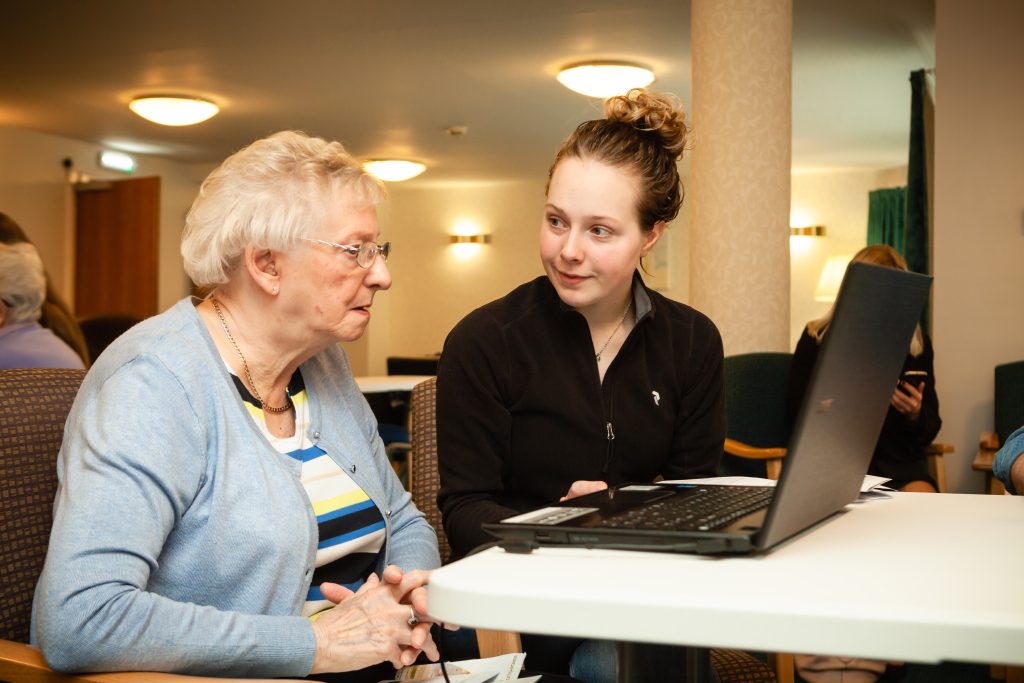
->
[33, 131, 442, 681]
[0, 212, 91, 366]
[0, 241, 85, 369]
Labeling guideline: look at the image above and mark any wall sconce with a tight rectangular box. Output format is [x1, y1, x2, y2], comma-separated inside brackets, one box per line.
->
[449, 234, 491, 244]
[790, 225, 826, 237]
[814, 254, 853, 302]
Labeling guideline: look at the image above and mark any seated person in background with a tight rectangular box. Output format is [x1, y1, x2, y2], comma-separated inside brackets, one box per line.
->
[787, 245, 941, 493]
[437, 89, 723, 681]
[993, 426, 1024, 494]
[33, 131, 443, 683]
[0, 242, 85, 370]
[0, 212, 90, 366]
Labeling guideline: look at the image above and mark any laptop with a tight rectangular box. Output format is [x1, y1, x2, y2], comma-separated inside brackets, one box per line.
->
[484, 261, 933, 555]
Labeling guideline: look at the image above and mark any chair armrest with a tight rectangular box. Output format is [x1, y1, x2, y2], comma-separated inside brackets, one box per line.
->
[0, 640, 304, 682]
[925, 442, 954, 455]
[475, 629, 522, 659]
[723, 439, 786, 460]
[979, 431, 1000, 450]
[724, 439, 787, 480]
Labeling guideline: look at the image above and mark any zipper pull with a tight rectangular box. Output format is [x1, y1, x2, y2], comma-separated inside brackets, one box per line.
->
[602, 421, 615, 475]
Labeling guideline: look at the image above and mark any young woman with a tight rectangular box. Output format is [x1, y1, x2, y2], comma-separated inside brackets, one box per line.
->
[436, 89, 724, 679]
[786, 244, 942, 493]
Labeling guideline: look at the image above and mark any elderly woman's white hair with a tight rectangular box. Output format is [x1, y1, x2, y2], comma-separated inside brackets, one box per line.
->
[0, 242, 47, 324]
[181, 130, 385, 287]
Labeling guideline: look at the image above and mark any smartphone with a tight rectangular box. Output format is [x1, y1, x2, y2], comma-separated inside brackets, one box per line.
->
[901, 370, 928, 388]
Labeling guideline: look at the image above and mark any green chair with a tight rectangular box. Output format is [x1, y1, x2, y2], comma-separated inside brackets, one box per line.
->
[974, 360, 1024, 495]
[722, 352, 792, 480]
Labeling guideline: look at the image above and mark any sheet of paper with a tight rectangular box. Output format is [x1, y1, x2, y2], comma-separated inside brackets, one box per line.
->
[389, 653, 526, 683]
[381, 673, 496, 683]
[662, 474, 892, 493]
[393, 662, 470, 680]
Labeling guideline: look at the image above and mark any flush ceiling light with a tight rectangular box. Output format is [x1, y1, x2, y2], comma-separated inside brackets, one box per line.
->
[556, 61, 655, 98]
[362, 160, 426, 182]
[129, 96, 220, 126]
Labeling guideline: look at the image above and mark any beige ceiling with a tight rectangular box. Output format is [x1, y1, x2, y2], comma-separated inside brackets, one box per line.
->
[1, 0, 934, 183]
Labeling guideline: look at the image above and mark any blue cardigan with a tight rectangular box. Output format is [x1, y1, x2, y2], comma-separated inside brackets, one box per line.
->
[994, 425, 1024, 495]
[33, 298, 440, 677]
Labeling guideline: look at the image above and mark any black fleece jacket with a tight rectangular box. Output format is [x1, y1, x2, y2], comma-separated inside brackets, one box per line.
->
[436, 274, 725, 558]
[786, 326, 942, 488]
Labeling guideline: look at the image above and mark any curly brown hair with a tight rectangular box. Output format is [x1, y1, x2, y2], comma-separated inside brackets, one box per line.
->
[548, 89, 690, 231]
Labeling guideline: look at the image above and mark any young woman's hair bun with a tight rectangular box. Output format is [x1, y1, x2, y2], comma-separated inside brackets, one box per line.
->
[603, 88, 689, 160]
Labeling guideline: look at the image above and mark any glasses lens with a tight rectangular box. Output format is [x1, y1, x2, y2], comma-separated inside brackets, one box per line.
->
[356, 242, 390, 268]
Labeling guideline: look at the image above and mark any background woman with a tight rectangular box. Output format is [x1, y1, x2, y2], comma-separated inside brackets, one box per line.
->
[436, 89, 724, 680]
[0, 212, 90, 366]
[0, 241, 85, 369]
[786, 244, 941, 493]
[34, 131, 441, 681]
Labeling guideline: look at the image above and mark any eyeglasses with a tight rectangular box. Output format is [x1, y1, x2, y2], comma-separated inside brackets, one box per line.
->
[301, 238, 391, 269]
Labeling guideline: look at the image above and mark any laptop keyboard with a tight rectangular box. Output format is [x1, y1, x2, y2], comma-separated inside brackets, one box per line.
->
[599, 485, 774, 531]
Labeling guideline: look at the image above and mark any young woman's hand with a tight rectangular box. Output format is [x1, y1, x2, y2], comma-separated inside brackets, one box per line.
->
[560, 480, 608, 501]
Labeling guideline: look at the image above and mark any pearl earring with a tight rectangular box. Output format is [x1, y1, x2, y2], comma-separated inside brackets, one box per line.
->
[272, 285, 279, 295]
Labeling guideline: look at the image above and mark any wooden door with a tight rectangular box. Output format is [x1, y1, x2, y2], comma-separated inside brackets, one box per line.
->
[74, 176, 160, 319]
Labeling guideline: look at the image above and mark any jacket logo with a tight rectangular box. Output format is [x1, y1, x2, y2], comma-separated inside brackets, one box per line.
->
[652, 390, 661, 406]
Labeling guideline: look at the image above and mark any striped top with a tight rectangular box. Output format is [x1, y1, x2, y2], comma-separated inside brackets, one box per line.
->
[229, 368, 386, 618]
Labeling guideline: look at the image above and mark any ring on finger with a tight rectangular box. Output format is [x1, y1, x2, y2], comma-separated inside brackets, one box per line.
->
[408, 606, 419, 626]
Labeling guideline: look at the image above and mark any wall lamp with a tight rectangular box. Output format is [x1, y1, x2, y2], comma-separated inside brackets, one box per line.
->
[790, 225, 827, 237]
[449, 234, 491, 244]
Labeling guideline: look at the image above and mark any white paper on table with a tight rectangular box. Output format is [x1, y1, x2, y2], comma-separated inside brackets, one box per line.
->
[392, 662, 470, 680]
[381, 673, 497, 683]
[388, 653, 526, 683]
[662, 474, 892, 494]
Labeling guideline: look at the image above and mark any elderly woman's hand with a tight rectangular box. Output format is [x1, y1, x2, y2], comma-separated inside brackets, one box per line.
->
[310, 570, 439, 674]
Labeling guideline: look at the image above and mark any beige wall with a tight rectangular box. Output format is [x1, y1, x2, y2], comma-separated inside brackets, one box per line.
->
[372, 179, 546, 373]
[0, 125, 199, 313]
[789, 166, 906, 349]
[933, 0, 1024, 493]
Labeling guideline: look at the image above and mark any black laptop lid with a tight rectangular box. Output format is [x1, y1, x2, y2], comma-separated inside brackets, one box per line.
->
[757, 261, 932, 549]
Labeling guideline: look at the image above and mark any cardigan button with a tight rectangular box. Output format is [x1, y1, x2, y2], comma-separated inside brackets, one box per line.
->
[350, 464, 357, 473]
[313, 431, 320, 440]
[385, 509, 392, 517]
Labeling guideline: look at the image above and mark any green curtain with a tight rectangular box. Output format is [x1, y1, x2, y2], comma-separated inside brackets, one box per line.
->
[867, 187, 906, 253]
[905, 69, 929, 276]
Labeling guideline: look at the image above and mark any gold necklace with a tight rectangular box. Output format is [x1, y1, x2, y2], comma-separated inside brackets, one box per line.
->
[595, 300, 633, 362]
[210, 298, 292, 414]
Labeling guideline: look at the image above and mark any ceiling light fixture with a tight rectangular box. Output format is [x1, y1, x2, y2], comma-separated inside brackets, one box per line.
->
[556, 61, 656, 98]
[129, 95, 220, 126]
[362, 160, 426, 182]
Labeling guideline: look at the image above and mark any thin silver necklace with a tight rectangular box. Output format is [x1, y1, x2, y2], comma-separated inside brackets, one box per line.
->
[595, 300, 633, 362]
[210, 298, 292, 414]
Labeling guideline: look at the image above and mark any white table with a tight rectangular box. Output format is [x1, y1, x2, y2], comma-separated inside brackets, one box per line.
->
[354, 375, 433, 394]
[428, 493, 1024, 667]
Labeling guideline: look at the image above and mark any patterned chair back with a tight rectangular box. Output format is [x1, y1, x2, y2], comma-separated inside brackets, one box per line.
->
[408, 377, 451, 563]
[0, 368, 86, 643]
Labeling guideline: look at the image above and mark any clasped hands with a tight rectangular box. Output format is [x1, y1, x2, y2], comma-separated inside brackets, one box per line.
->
[310, 565, 454, 674]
